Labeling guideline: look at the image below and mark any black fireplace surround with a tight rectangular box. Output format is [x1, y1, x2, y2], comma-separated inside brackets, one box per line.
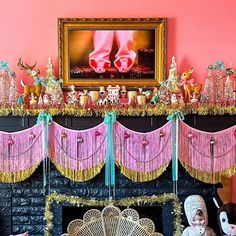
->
[0, 115, 235, 236]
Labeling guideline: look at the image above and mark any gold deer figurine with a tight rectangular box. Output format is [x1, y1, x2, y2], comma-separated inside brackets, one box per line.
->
[181, 68, 202, 102]
[18, 58, 43, 103]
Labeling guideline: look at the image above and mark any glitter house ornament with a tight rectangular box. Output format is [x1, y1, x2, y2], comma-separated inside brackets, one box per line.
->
[106, 85, 120, 104]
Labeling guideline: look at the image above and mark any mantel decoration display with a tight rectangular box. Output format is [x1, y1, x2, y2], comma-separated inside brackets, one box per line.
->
[58, 18, 167, 87]
[0, 56, 236, 117]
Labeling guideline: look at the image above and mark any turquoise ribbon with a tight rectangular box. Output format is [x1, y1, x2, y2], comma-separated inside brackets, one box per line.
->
[34, 76, 47, 87]
[0, 61, 11, 72]
[214, 60, 225, 71]
[37, 112, 52, 152]
[167, 110, 184, 182]
[104, 112, 116, 187]
[37, 112, 52, 190]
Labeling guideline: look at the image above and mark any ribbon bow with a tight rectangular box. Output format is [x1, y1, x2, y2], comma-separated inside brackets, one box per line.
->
[34, 77, 47, 87]
[167, 110, 185, 121]
[104, 112, 116, 192]
[214, 60, 225, 71]
[37, 112, 52, 125]
[0, 61, 11, 72]
[51, 78, 63, 84]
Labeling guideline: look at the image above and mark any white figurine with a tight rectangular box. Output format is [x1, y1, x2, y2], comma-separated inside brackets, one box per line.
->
[29, 93, 37, 106]
[182, 195, 216, 236]
[43, 94, 50, 105]
[38, 95, 43, 106]
[171, 94, 178, 104]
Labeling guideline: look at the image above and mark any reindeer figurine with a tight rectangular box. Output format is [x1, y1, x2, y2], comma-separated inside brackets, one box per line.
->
[181, 68, 202, 103]
[18, 58, 45, 103]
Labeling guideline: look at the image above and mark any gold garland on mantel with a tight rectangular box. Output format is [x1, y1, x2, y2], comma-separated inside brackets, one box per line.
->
[44, 193, 183, 236]
[0, 104, 235, 117]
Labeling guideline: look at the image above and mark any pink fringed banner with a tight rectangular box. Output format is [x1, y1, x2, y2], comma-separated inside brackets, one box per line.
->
[114, 121, 172, 181]
[49, 121, 107, 181]
[179, 121, 236, 183]
[0, 124, 44, 182]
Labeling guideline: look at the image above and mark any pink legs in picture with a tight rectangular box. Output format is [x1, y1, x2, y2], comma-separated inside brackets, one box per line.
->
[89, 30, 136, 73]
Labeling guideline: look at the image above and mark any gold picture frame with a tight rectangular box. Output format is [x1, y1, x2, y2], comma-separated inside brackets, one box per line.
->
[58, 18, 167, 87]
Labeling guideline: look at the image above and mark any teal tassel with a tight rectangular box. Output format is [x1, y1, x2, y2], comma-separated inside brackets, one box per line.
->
[37, 112, 52, 191]
[104, 112, 116, 187]
[167, 110, 184, 182]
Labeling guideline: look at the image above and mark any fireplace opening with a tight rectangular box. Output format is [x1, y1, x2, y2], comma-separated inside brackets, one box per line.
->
[62, 205, 163, 234]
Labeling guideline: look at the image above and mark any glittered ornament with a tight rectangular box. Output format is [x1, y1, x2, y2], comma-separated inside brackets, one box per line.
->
[94, 130, 101, 137]
[142, 138, 149, 146]
[159, 131, 165, 137]
[124, 131, 130, 139]
[77, 136, 84, 143]
[210, 138, 216, 145]
[61, 132, 67, 139]
[29, 132, 35, 140]
[7, 137, 14, 145]
[188, 133, 193, 139]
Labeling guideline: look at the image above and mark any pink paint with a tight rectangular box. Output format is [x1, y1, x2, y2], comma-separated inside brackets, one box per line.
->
[1, 0, 236, 91]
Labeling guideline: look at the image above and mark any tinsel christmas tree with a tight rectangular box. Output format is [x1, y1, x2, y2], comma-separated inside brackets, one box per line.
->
[224, 68, 234, 105]
[214, 60, 225, 104]
[8, 75, 17, 104]
[45, 58, 64, 104]
[202, 65, 214, 103]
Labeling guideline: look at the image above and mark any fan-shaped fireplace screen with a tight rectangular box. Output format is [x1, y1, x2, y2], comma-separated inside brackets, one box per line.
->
[62, 205, 163, 236]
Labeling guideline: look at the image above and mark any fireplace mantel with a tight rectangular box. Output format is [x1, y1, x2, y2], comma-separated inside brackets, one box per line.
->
[0, 114, 235, 236]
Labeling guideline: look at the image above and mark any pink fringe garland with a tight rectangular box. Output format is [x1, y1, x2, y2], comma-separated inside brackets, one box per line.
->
[0, 120, 235, 183]
[0, 124, 44, 172]
[49, 121, 107, 171]
[179, 121, 236, 173]
[114, 121, 172, 173]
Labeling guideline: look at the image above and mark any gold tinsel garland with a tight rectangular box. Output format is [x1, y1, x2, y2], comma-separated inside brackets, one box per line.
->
[180, 161, 236, 184]
[0, 164, 40, 183]
[0, 104, 235, 117]
[52, 161, 105, 182]
[44, 193, 183, 236]
[118, 162, 170, 182]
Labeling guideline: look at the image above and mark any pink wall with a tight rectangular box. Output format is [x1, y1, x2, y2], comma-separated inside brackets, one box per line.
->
[1, 0, 236, 200]
[1, 0, 236, 88]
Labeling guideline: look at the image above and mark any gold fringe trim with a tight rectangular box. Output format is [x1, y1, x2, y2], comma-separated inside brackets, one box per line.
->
[52, 161, 105, 182]
[45, 193, 183, 236]
[180, 161, 236, 184]
[0, 104, 235, 117]
[0, 164, 39, 183]
[118, 162, 170, 182]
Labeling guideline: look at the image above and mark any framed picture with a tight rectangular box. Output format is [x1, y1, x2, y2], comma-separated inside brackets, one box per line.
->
[58, 18, 167, 87]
